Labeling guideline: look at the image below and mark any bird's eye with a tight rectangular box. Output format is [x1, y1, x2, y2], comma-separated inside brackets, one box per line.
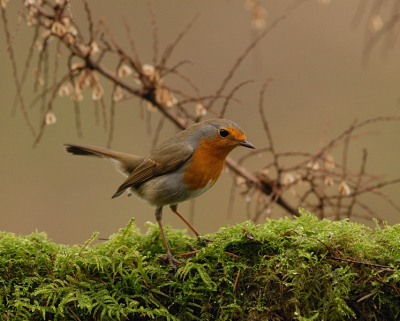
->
[219, 129, 229, 137]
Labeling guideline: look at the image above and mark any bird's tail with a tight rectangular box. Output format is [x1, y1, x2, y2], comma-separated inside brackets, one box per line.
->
[63, 143, 145, 178]
[64, 143, 117, 158]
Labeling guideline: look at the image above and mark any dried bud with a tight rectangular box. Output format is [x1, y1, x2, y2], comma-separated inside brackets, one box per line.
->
[90, 41, 99, 55]
[42, 29, 51, 38]
[369, 15, 383, 32]
[76, 43, 90, 56]
[37, 77, 44, 86]
[156, 87, 177, 108]
[244, 0, 257, 10]
[134, 78, 143, 86]
[283, 172, 295, 185]
[195, 102, 207, 117]
[71, 63, 85, 71]
[25, 0, 42, 5]
[26, 14, 37, 27]
[1, 0, 9, 9]
[68, 25, 78, 36]
[338, 181, 351, 196]
[118, 64, 133, 78]
[235, 175, 246, 186]
[91, 83, 104, 101]
[260, 168, 269, 177]
[61, 17, 70, 28]
[113, 86, 123, 102]
[251, 7, 267, 30]
[76, 70, 90, 91]
[325, 155, 335, 169]
[142, 63, 159, 81]
[324, 176, 334, 187]
[142, 64, 155, 77]
[27, 5, 37, 15]
[72, 90, 83, 102]
[89, 70, 99, 83]
[307, 161, 320, 171]
[51, 21, 66, 37]
[33, 40, 42, 52]
[44, 18, 52, 28]
[45, 111, 56, 125]
[58, 84, 71, 97]
[147, 102, 157, 112]
[64, 33, 75, 45]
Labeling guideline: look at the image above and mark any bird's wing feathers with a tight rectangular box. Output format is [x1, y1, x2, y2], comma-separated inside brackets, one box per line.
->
[112, 143, 194, 198]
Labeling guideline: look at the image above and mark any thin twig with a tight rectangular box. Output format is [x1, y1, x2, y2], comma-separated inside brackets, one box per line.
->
[326, 256, 394, 271]
[209, 0, 307, 109]
[258, 78, 281, 182]
[158, 13, 200, 74]
[107, 85, 118, 148]
[346, 149, 368, 218]
[146, 0, 158, 66]
[122, 15, 142, 73]
[336, 119, 357, 219]
[233, 269, 241, 293]
[12, 25, 39, 115]
[151, 116, 166, 150]
[82, 0, 94, 44]
[1, 6, 36, 137]
[220, 80, 253, 118]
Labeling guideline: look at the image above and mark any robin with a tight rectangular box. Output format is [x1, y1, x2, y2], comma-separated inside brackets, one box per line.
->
[64, 118, 254, 268]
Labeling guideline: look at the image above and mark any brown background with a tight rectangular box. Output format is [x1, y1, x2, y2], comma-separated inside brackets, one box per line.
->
[1, 1, 399, 245]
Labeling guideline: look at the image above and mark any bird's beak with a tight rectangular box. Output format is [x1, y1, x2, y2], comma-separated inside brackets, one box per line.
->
[239, 140, 255, 149]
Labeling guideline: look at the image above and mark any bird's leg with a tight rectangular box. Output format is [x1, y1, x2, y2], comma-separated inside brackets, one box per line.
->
[155, 207, 182, 269]
[169, 205, 213, 244]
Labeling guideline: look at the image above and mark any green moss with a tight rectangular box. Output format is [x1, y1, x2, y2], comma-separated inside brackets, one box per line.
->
[1, 210, 399, 320]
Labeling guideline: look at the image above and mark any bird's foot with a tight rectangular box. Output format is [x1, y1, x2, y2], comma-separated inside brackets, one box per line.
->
[197, 236, 214, 245]
[160, 252, 183, 270]
[186, 243, 197, 251]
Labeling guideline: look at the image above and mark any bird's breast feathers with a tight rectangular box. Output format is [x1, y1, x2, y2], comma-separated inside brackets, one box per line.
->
[182, 138, 229, 191]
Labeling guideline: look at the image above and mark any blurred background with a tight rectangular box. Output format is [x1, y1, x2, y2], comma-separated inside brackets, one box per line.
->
[1, 0, 400, 245]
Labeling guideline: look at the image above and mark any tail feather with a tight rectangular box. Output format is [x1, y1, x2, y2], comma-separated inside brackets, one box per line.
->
[63, 143, 145, 180]
[64, 143, 115, 158]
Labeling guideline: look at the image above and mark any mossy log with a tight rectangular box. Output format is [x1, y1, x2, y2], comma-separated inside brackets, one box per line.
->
[1, 210, 399, 320]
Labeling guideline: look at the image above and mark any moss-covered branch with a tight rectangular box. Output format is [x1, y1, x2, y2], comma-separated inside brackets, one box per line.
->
[1, 210, 399, 320]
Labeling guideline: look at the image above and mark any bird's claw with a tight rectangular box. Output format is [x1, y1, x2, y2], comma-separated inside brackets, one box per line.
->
[160, 252, 183, 270]
[198, 236, 214, 245]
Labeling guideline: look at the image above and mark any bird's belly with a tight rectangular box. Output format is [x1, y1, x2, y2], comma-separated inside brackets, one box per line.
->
[129, 171, 214, 207]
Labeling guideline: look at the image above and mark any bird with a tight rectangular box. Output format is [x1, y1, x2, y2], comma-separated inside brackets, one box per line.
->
[64, 118, 255, 268]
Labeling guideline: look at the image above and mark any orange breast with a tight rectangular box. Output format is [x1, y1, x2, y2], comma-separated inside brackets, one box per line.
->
[182, 137, 235, 191]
